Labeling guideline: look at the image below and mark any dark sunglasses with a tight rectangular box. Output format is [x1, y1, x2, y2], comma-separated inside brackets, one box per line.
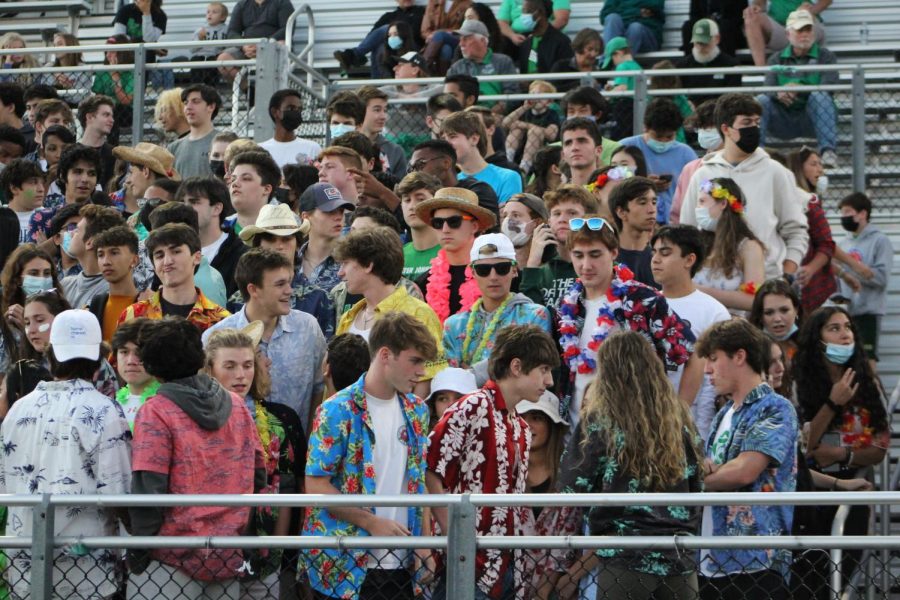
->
[472, 262, 514, 277]
[431, 214, 475, 230]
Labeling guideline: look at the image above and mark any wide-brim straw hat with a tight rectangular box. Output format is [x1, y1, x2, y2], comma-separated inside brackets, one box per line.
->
[239, 203, 311, 244]
[112, 142, 181, 181]
[414, 187, 497, 231]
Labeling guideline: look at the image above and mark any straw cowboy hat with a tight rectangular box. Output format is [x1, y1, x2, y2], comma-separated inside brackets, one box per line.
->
[238, 202, 311, 244]
[414, 187, 497, 231]
[112, 142, 181, 181]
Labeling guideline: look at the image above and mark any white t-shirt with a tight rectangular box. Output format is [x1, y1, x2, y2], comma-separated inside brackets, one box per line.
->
[201, 231, 229, 263]
[700, 406, 735, 577]
[665, 289, 731, 441]
[259, 137, 323, 168]
[365, 391, 408, 568]
[347, 321, 371, 342]
[119, 393, 145, 430]
[14, 210, 33, 243]
[572, 297, 605, 434]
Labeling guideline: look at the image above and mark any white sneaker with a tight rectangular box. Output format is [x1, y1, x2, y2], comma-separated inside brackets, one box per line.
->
[821, 149, 838, 169]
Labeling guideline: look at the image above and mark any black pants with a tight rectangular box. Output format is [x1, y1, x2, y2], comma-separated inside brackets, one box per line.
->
[313, 568, 413, 600]
[699, 569, 786, 600]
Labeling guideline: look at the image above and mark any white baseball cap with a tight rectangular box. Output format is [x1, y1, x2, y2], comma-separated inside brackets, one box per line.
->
[426, 367, 478, 403]
[50, 309, 102, 362]
[469, 233, 517, 263]
[516, 390, 567, 425]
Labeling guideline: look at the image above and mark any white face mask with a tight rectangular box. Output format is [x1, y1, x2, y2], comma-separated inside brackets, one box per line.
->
[695, 206, 718, 231]
[816, 174, 829, 195]
[501, 217, 534, 247]
[697, 128, 722, 151]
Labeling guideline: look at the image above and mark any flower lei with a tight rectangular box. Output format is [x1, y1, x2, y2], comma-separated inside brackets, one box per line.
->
[252, 399, 272, 459]
[557, 264, 635, 374]
[700, 179, 743, 213]
[426, 248, 481, 323]
[738, 281, 758, 295]
[585, 166, 633, 192]
[461, 293, 515, 366]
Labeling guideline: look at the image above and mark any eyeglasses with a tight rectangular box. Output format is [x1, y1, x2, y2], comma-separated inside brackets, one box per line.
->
[431, 214, 475, 230]
[408, 156, 441, 172]
[138, 197, 165, 211]
[569, 217, 614, 233]
[472, 262, 514, 277]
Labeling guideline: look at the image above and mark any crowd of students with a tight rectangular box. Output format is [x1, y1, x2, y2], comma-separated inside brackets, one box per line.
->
[0, 3, 894, 598]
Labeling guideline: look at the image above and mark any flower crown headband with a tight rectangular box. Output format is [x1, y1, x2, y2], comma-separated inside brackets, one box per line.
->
[700, 179, 743, 214]
[586, 166, 633, 192]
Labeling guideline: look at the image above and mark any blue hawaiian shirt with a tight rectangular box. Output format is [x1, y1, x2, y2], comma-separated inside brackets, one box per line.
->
[203, 308, 326, 431]
[443, 294, 551, 382]
[296, 242, 342, 294]
[703, 383, 798, 578]
[301, 374, 429, 599]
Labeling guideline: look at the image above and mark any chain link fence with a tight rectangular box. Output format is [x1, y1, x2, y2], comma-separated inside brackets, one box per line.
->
[0, 492, 896, 599]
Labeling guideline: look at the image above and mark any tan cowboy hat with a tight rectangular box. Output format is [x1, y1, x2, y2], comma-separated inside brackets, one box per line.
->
[241, 321, 265, 348]
[112, 142, 181, 181]
[414, 187, 497, 231]
[239, 203, 311, 245]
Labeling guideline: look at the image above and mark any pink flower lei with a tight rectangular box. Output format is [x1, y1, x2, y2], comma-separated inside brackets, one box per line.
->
[426, 249, 481, 323]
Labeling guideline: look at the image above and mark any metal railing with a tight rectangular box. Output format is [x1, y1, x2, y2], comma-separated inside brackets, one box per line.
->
[3, 491, 900, 600]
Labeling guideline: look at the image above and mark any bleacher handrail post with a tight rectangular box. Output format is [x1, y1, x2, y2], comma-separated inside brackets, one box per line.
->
[254, 41, 287, 142]
[446, 494, 476, 600]
[132, 45, 146, 145]
[633, 73, 648, 137]
[851, 65, 866, 193]
[30, 493, 54, 600]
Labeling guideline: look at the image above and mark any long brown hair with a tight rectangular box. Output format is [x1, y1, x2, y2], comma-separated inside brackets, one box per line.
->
[703, 177, 763, 279]
[52, 33, 83, 68]
[786, 147, 818, 193]
[0, 244, 60, 316]
[581, 331, 698, 490]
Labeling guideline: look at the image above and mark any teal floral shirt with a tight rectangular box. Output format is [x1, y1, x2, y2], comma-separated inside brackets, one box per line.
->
[558, 420, 703, 576]
[301, 374, 428, 599]
[703, 383, 798, 578]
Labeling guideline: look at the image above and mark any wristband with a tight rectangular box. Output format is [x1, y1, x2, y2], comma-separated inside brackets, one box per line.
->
[824, 397, 841, 412]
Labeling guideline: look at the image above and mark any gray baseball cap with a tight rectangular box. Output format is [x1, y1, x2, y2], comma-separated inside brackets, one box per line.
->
[299, 182, 355, 213]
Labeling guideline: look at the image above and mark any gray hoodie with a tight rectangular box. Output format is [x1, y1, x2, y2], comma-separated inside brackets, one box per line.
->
[838, 225, 894, 316]
[128, 374, 265, 573]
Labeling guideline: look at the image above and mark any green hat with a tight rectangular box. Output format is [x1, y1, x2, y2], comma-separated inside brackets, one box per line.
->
[601, 36, 629, 69]
[691, 18, 719, 44]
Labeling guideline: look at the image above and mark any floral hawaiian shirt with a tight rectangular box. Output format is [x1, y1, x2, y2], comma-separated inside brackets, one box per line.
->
[553, 275, 695, 421]
[443, 293, 551, 375]
[117, 287, 230, 332]
[296, 241, 342, 294]
[702, 383, 798, 578]
[558, 420, 702, 576]
[426, 380, 531, 599]
[301, 374, 428, 599]
[0, 379, 132, 598]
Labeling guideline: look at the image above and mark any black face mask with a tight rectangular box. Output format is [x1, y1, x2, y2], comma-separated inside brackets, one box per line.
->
[734, 125, 760, 154]
[273, 187, 291, 204]
[840, 215, 859, 232]
[209, 159, 226, 178]
[281, 110, 303, 131]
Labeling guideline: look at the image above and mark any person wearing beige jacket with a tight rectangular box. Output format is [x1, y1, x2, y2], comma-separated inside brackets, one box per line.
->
[421, 0, 472, 74]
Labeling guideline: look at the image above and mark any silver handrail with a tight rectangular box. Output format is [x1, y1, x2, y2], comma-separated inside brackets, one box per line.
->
[284, 3, 316, 90]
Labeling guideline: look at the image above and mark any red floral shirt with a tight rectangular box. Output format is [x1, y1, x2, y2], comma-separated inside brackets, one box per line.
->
[426, 381, 530, 599]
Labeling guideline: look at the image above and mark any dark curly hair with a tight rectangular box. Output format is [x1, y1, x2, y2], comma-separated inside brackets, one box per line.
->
[138, 317, 206, 381]
[793, 306, 887, 433]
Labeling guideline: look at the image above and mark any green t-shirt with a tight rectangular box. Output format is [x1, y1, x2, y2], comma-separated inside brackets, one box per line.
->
[498, 0, 571, 33]
[613, 59, 643, 90]
[402, 242, 439, 281]
[91, 71, 134, 103]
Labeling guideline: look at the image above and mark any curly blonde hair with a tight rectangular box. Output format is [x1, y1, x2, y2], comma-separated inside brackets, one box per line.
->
[580, 331, 699, 490]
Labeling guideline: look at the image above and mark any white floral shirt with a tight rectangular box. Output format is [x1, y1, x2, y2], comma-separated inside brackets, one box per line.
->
[0, 379, 132, 598]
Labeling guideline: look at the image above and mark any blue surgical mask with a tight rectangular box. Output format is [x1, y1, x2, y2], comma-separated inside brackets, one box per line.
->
[694, 206, 718, 232]
[329, 123, 356, 139]
[387, 35, 403, 50]
[646, 137, 675, 154]
[519, 13, 536, 32]
[824, 342, 855, 365]
[61, 231, 75, 257]
[772, 322, 798, 341]
[697, 128, 722, 151]
[21, 275, 53, 296]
